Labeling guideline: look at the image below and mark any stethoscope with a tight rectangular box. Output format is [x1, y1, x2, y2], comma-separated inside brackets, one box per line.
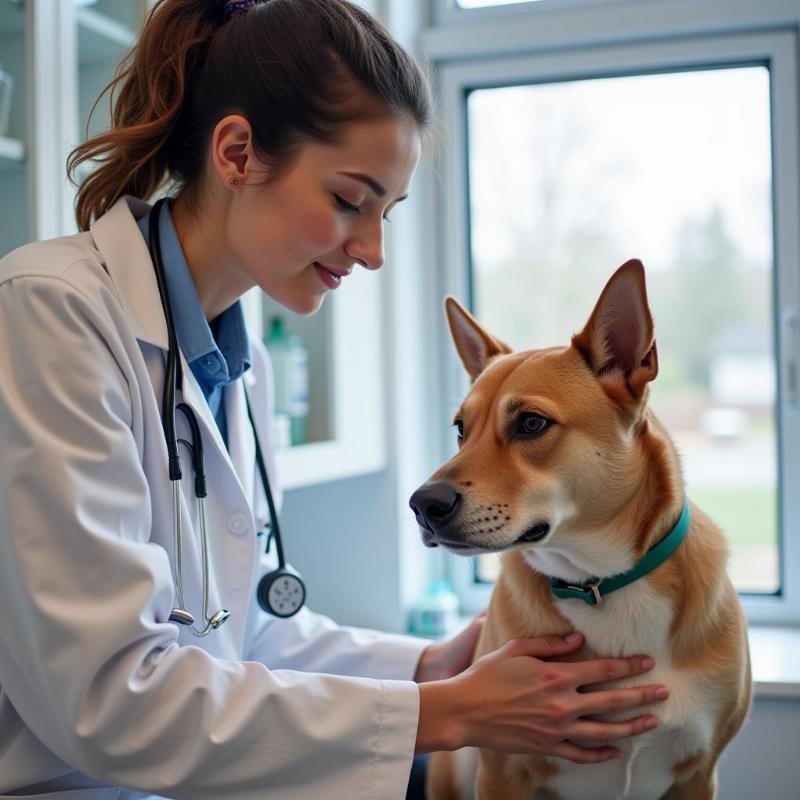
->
[148, 197, 306, 636]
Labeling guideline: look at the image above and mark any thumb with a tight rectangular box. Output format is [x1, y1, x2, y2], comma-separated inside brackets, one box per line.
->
[503, 632, 584, 660]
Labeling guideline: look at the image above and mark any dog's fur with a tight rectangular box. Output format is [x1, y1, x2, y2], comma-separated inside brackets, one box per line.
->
[413, 261, 751, 800]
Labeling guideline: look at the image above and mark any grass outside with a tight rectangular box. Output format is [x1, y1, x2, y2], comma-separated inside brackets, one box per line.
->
[689, 486, 777, 549]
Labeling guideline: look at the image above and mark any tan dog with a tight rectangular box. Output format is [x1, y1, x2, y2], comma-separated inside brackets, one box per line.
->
[411, 261, 751, 800]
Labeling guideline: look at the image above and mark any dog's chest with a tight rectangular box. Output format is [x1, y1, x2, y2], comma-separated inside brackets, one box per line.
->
[544, 578, 718, 800]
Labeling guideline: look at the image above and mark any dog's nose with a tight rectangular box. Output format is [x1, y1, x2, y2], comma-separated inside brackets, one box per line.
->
[409, 482, 462, 534]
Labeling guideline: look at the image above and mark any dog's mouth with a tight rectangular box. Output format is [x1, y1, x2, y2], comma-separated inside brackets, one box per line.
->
[423, 521, 551, 554]
[516, 522, 551, 544]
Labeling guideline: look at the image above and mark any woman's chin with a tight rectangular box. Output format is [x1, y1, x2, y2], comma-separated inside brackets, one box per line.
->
[284, 292, 325, 317]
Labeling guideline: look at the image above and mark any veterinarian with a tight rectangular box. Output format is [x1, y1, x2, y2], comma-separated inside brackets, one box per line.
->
[0, 1, 669, 798]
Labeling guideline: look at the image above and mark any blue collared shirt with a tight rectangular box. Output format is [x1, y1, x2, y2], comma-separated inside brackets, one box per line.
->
[137, 199, 252, 448]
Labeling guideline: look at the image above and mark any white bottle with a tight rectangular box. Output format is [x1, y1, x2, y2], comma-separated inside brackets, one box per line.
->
[408, 580, 460, 638]
[0, 63, 13, 137]
[264, 317, 310, 447]
[286, 333, 309, 445]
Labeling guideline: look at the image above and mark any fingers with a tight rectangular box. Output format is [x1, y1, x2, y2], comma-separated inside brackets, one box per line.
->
[576, 683, 670, 716]
[568, 714, 659, 745]
[569, 654, 657, 687]
[502, 633, 584, 660]
[547, 740, 619, 764]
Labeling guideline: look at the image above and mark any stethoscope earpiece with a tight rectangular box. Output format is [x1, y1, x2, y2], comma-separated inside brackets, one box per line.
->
[148, 198, 305, 638]
[209, 609, 232, 629]
[169, 608, 195, 626]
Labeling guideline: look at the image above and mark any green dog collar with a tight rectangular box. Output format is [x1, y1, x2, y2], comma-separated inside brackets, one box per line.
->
[549, 502, 691, 607]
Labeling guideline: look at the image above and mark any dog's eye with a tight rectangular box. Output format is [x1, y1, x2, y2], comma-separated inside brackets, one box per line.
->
[519, 413, 551, 436]
[453, 419, 464, 440]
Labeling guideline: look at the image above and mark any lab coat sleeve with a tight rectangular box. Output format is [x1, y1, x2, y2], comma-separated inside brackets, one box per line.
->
[246, 606, 431, 680]
[0, 271, 420, 800]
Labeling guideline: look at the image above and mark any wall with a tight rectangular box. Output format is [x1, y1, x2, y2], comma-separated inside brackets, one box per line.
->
[281, 470, 415, 632]
[718, 697, 800, 798]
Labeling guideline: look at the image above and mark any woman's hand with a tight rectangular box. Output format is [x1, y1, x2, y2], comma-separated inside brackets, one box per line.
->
[413, 610, 487, 683]
[416, 632, 669, 763]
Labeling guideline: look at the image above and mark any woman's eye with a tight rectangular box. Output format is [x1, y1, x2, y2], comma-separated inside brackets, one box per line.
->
[454, 420, 464, 440]
[335, 193, 392, 222]
[519, 414, 551, 436]
[334, 194, 361, 214]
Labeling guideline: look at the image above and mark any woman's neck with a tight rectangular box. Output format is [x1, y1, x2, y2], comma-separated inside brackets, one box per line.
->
[169, 192, 250, 321]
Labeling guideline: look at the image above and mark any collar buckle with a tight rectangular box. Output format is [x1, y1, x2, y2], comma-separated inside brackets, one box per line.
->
[553, 579, 603, 607]
[568, 581, 602, 607]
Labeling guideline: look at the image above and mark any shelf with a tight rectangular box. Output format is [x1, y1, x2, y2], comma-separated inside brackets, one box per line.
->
[276, 439, 385, 490]
[0, 134, 24, 169]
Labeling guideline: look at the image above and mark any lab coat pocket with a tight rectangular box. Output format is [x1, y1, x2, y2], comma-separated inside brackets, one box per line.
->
[0, 790, 120, 799]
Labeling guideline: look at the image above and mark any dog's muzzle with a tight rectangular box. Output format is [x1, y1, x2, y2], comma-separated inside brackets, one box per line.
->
[410, 482, 551, 551]
[409, 481, 462, 547]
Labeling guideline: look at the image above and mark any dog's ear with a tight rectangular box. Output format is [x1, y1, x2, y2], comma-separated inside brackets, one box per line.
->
[445, 296, 512, 382]
[571, 259, 658, 400]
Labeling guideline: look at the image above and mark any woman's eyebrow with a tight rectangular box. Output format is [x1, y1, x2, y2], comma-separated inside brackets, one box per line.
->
[337, 171, 409, 202]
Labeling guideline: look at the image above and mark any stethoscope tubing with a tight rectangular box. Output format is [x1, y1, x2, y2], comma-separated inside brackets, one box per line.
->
[147, 197, 302, 634]
[246, 390, 286, 568]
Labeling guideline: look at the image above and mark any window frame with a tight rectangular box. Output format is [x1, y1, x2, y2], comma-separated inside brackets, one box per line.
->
[435, 0, 646, 26]
[424, 4, 800, 625]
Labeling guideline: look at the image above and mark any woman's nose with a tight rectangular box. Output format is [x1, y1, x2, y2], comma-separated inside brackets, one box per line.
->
[344, 219, 385, 271]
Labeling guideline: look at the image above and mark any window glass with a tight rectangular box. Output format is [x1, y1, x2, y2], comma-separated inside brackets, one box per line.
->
[467, 67, 778, 593]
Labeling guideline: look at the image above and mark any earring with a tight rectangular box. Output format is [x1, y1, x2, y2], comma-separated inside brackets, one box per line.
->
[231, 178, 240, 186]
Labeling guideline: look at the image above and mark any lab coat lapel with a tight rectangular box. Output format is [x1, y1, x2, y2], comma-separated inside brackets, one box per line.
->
[90, 195, 169, 350]
[225, 373, 256, 510]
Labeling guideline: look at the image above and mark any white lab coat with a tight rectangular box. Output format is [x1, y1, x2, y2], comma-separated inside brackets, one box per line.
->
[0, 196, 428, 800]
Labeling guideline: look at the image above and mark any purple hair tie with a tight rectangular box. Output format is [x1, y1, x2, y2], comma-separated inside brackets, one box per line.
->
[224, 0, 257, 22]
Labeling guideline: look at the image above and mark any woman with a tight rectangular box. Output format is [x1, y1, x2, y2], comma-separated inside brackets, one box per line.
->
[0, 1, 668, 798]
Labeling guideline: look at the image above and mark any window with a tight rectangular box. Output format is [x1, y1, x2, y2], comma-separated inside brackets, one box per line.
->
[457, 0, 544, 7]
[425, 1, 800, 624]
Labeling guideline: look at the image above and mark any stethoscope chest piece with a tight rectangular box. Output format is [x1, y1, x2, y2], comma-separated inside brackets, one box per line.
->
[257, 566, 306, 618]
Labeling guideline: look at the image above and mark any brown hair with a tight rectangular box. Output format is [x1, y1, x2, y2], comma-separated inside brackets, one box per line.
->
[67, 0, 437, 232]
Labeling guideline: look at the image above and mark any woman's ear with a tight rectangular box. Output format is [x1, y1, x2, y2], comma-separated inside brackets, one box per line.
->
[571, 259, 658, 401]
[445, 296, 512, 382]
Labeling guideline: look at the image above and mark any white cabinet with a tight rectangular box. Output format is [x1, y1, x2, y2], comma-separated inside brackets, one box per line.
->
[0, 0, 386, 490]
[0, 0, 29, 249]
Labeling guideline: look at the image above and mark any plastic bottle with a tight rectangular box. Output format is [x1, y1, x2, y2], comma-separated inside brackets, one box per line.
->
[286, 332, 309, 445]
[408, 579, 460, 638]
[264, 317, 310, 446]
[0, 63, 13, 138]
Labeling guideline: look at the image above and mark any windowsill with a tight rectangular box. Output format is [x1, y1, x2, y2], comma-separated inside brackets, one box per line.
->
[747, 625, 800, 699]
[442, 617, 800, 700]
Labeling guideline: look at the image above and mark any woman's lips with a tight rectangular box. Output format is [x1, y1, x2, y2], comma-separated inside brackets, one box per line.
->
[313, 261, 344, 289]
